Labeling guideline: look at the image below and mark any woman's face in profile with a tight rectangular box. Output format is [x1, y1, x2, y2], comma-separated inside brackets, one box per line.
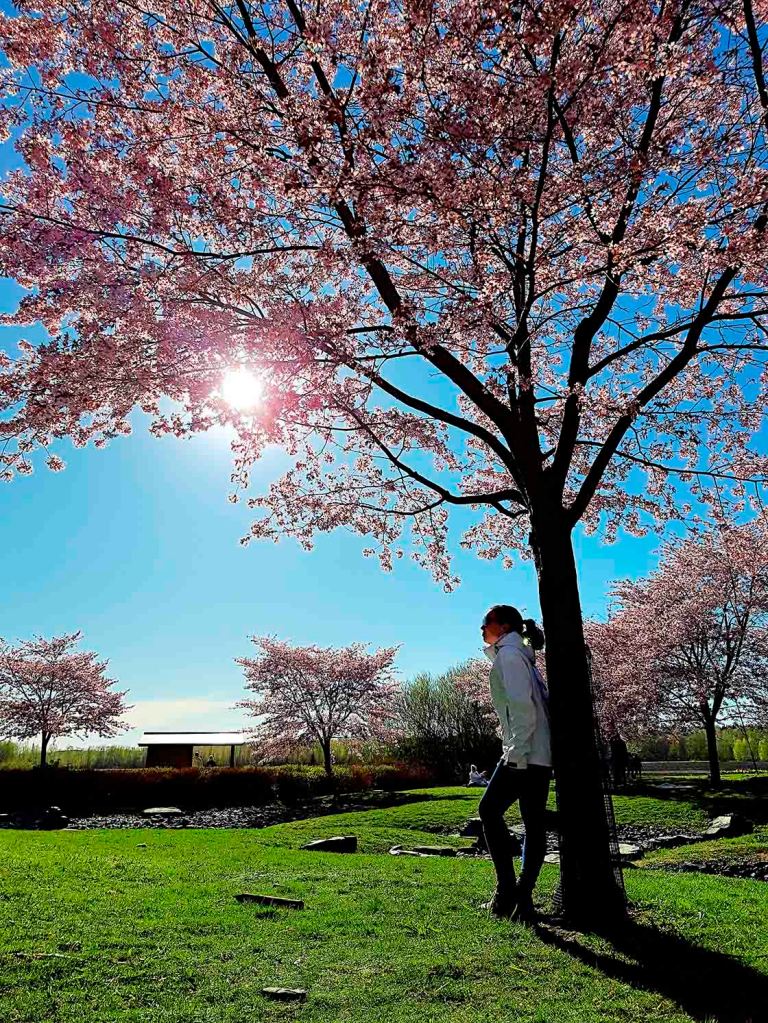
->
[481, 612, 506, 646]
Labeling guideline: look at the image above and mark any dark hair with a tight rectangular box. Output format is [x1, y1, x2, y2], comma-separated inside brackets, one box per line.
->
[487, 605, 545, 651]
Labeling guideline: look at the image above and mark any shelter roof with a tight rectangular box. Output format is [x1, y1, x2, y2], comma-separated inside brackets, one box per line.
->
[138, 731, 248, 747]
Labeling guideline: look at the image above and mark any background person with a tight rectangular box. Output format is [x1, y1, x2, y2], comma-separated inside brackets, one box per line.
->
[478, 605, 552, 922]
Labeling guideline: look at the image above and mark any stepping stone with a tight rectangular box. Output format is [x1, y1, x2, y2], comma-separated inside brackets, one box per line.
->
[389, 847, 428, 857]
[618, 843, 643, 860]
[300, 835, 357, 853]
[142, 807, 183, 817]
[650, 834, 694, 849]
[703, 814, 753, 839]
[261, 987, 307, 1002]
[411, 846, 457, 857]
[544, 853, 560, 864]
[235, 893, 304, 909]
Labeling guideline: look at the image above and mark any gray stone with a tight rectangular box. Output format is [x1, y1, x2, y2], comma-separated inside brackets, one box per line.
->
[142, 807, 183, 817]
[411, 845, 457, 857]
[703, 814, 753, 839]
[261, 988, 307, 1002]
[235, 893, 304, 909]
[300, 835, 357, 853]
[137, 843, 147, 848]
[618, 843, 644, 860]
[544, 852, 560, 864]
[650, 834, 695, 850]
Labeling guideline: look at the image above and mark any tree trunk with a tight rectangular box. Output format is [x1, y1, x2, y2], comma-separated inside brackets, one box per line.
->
[531, 508, 626, 926]
[40, 732, 50, 768]
[702, 714, 721, 788]
[321, 739, 333, 777]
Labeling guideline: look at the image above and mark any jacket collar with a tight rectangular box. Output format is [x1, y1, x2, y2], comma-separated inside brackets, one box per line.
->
[483, 630, 533, 661]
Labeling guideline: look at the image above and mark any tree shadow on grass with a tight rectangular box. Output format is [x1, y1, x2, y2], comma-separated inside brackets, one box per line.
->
[534, 912, 768, 1023]
[628, 776, 768, 826]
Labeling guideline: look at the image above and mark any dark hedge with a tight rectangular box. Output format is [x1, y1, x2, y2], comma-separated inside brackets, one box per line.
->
[0, 762, 437, 814]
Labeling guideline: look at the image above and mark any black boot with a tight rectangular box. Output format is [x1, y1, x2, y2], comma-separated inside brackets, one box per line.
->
[480, 884, 518, 918]
[510, 891, 536, 925]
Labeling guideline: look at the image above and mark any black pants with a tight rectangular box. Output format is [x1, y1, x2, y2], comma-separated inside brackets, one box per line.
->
[478, 760, 552, 898]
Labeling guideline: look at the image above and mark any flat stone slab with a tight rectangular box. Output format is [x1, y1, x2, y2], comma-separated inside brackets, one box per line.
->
[261, 987, 307, 1002]
[618, 843, 644, 860]
[647, 834, 696, 850]
[411, 845, 457, 857]
[300, 835, 357, 853]
[544, 853, 560, 864]
[142, 807, 183, 817]
[703, 814, 754, 838]
[235, 893, 304, 910]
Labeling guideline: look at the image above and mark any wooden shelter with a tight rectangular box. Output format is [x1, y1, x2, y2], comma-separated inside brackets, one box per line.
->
[138, 731, 247, 768]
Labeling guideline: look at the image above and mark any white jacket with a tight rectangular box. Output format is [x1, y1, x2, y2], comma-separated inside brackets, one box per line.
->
[484, 631, 552, 768]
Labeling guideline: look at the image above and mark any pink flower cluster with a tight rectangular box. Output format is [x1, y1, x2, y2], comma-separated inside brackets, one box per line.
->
[0, 2, 767, 588]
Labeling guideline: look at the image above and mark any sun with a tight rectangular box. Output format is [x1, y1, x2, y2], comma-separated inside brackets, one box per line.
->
[221, 367, 262, 411]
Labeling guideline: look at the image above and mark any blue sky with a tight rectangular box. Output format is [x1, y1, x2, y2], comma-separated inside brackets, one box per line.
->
[0, 283, 662, 747]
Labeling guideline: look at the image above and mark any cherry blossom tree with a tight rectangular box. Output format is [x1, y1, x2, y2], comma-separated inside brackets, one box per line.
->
[236, 637, 398, 775]
[3, 0, 768, 920]
[588, 517, 768, 786]
[0, 632, 129, 766]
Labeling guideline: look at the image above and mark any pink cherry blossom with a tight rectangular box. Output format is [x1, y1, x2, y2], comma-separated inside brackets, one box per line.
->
[0, 632, 130, 766]
[587, 515, 768, 785]
[236, 637, 398, 775]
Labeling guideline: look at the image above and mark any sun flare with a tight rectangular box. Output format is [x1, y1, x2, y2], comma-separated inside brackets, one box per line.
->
[221, 367, 262, 411]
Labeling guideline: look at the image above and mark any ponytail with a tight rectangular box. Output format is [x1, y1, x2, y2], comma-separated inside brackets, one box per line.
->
[522, 618, 545, 651]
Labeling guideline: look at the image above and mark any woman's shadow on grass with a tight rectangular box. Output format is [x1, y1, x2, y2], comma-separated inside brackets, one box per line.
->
[533, 911, 768, 1023]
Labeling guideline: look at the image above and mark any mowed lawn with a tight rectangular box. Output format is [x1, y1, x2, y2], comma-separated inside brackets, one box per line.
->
[1, 789, 767, 1023]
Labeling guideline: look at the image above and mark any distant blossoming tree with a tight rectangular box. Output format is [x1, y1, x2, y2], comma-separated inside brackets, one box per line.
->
[236, 637, 398, 775]
[4, 0, 768, 919]
[0, 632, 129, 766]
[588, 518, 768, 785]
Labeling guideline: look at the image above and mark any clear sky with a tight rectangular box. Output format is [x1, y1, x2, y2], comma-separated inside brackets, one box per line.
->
[0, 277, 663, 748]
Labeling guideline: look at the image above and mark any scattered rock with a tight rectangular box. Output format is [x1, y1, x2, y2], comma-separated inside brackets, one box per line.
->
[142, 807, 183, 817]
[300, 835, 357, 853]
[703, 814, 753, 839]
[645, 856, 768, 882]
[136, 843, 147, 849]
[235, 893, 304, 909]
[261, 987, 307, 1002]
[65, 791, 421, 831]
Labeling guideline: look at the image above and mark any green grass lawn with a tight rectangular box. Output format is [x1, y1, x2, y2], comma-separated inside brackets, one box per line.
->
[1, 788, 767, 1022]
[641, 826, 768, 869]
